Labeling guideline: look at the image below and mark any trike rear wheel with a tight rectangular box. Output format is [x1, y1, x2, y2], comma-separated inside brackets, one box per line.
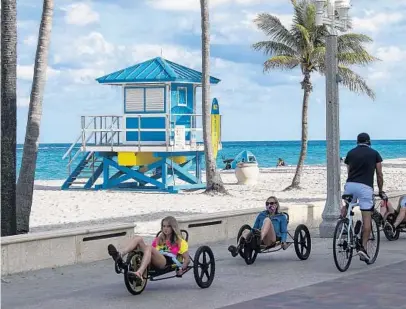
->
[193, 245, 215, 289]
[293, 224, 311, 260]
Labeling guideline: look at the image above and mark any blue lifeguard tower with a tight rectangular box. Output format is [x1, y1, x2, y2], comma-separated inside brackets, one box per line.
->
[61, 57, 222, 193]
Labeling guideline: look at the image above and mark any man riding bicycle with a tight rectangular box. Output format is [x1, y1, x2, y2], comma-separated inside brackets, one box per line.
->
[342, 133, 387, 262]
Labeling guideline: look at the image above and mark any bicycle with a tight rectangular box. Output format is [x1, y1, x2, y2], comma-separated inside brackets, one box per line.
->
[333, 193, 385, 272]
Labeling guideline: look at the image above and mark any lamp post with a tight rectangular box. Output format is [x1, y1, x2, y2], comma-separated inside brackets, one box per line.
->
[315, 0, 351, 237]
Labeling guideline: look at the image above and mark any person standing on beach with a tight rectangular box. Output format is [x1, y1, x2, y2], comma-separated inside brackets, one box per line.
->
[342, 132, 387, 262]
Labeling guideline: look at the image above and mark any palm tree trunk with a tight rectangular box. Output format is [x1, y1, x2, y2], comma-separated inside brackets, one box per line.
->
[16, 0, 54, 234]
[200, 0, 227, 195]
[285, 71, 312, 191]
[1, 0, 17, 236]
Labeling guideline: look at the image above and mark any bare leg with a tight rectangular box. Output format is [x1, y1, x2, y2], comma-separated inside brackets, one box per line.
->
[261, 218, 276, 247]
[379, 201, 388, 220]
[361, 211, 372, 249]
[394, 208, 406, 228]
[107, 236, 148, 269]
[135, 246, 167, 279]
[382, 203, 396, 220]
[121, 236, 147, 256]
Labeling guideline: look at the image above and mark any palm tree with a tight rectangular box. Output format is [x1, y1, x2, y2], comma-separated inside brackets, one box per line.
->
[16, 0, 54, 233]
[252, 0, 378, 190]
[200, 0, 227, 194]
[1, 0, 17, 236]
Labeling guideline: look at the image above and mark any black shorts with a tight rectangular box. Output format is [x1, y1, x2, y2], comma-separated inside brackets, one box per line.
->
[164, 255, 173, 266]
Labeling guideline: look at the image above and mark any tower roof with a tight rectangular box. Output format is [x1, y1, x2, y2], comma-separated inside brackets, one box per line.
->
[96, 57, 221, 85]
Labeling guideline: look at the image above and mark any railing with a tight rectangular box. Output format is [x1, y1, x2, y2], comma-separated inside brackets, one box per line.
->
[81, 115, 122, 147]
[62, 113, 218, 171]
[62, 115, 121, 174]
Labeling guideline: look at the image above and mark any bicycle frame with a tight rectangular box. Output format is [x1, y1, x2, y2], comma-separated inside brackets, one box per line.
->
[339, 201, 358, 249]
[340, 196, 377, 246]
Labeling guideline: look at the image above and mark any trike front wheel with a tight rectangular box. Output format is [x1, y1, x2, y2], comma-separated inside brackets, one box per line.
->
[124, 251, 148, 295]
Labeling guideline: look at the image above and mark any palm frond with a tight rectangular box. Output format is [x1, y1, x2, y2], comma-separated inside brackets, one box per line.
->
[290, 0, 306, 30]
[291, 0, 316, 31]
[309, 46, 326, 70]
[303, 2, 317, 32]
[294, 24, 312, 53]
[290, 1, 323, 55]
[338, 33, 373, 53]
[338, 51, 380, 67]
[338, 66, 376, 100]
[252, 41, 297, 57]
[263, 55, 300, 72]
[252, 0, 377, 102]
[254, 13, 297, 49]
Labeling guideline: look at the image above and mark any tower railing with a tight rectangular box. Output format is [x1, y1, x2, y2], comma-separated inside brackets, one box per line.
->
[62, 113, 217, 169]
[62, 115, 121, 174]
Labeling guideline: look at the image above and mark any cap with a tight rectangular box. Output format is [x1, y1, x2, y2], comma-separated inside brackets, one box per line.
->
[357, 132, 371, 145]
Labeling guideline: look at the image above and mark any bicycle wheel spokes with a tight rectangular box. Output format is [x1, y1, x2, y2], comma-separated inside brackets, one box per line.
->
[365, 217, 380, 265]
[333, 219, 353, 272]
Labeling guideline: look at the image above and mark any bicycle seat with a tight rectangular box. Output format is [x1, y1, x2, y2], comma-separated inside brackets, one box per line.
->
[342, 194, 353, 202]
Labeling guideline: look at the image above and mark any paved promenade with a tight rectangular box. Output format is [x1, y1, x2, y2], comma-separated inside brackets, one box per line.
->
[222, 259, 406, 309]
[2, 233, 405, 309]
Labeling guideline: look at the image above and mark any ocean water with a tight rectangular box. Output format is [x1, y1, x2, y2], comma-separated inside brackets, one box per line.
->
[16, 140, 406, 180]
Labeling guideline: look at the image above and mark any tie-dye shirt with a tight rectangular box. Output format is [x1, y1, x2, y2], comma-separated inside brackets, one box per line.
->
[152, 237, 189, 256]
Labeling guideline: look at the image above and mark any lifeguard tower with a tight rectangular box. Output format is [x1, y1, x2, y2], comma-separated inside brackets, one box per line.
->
[61, 57, 222, 193]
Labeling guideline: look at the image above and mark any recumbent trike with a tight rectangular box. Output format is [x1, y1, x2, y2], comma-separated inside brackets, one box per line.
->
[228, 212, 312, 265]
[113, 229, 216, 295]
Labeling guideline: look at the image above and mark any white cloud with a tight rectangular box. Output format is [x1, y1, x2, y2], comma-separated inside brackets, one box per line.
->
[17, 64, 61, 81]
[147, 0, 267, 11]
[274, 13, 294, 29]
[366, 46, 406, 83]
[23, 35, 37, 46]
[62, 3, 99, 26]
[53, 32, 118, 70]
[74, 32, 115, 56]
[376, 46, 406, 63]
[15, 0, 406, 142]
[66, 68, 106, 84]
[352, 12, 404, 32]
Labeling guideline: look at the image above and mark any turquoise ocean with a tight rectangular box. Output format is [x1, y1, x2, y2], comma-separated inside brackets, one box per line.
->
[17, 140, 406, 180]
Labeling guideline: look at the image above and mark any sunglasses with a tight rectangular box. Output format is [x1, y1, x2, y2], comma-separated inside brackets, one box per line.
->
[266, 201, 277, 206]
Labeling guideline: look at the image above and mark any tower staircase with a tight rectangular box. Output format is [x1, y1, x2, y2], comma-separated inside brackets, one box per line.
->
[61, 116, 120, 190]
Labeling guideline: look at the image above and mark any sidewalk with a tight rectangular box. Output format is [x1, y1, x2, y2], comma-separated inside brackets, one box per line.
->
[222, 259, 406, 308]
[2, 234, 405, 309]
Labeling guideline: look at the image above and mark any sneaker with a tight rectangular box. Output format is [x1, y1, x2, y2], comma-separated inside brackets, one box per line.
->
[282, 242, 291, 250]
[108, 244, 124, 269]
[357, 247, 370, 262]
[384, 221, 395, 236]
[228, 245, 238, 257]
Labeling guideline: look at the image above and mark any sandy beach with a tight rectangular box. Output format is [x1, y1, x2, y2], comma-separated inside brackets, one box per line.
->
[28, 158, 406, 234]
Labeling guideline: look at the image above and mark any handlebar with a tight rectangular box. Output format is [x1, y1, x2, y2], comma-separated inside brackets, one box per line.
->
[374, 193, 389, 201]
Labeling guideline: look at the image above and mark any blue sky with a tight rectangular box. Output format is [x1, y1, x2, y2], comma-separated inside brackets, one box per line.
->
[15, 0, 406, 143]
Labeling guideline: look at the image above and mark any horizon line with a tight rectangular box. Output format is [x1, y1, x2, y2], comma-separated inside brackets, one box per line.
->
[16, 138, 406, 145]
